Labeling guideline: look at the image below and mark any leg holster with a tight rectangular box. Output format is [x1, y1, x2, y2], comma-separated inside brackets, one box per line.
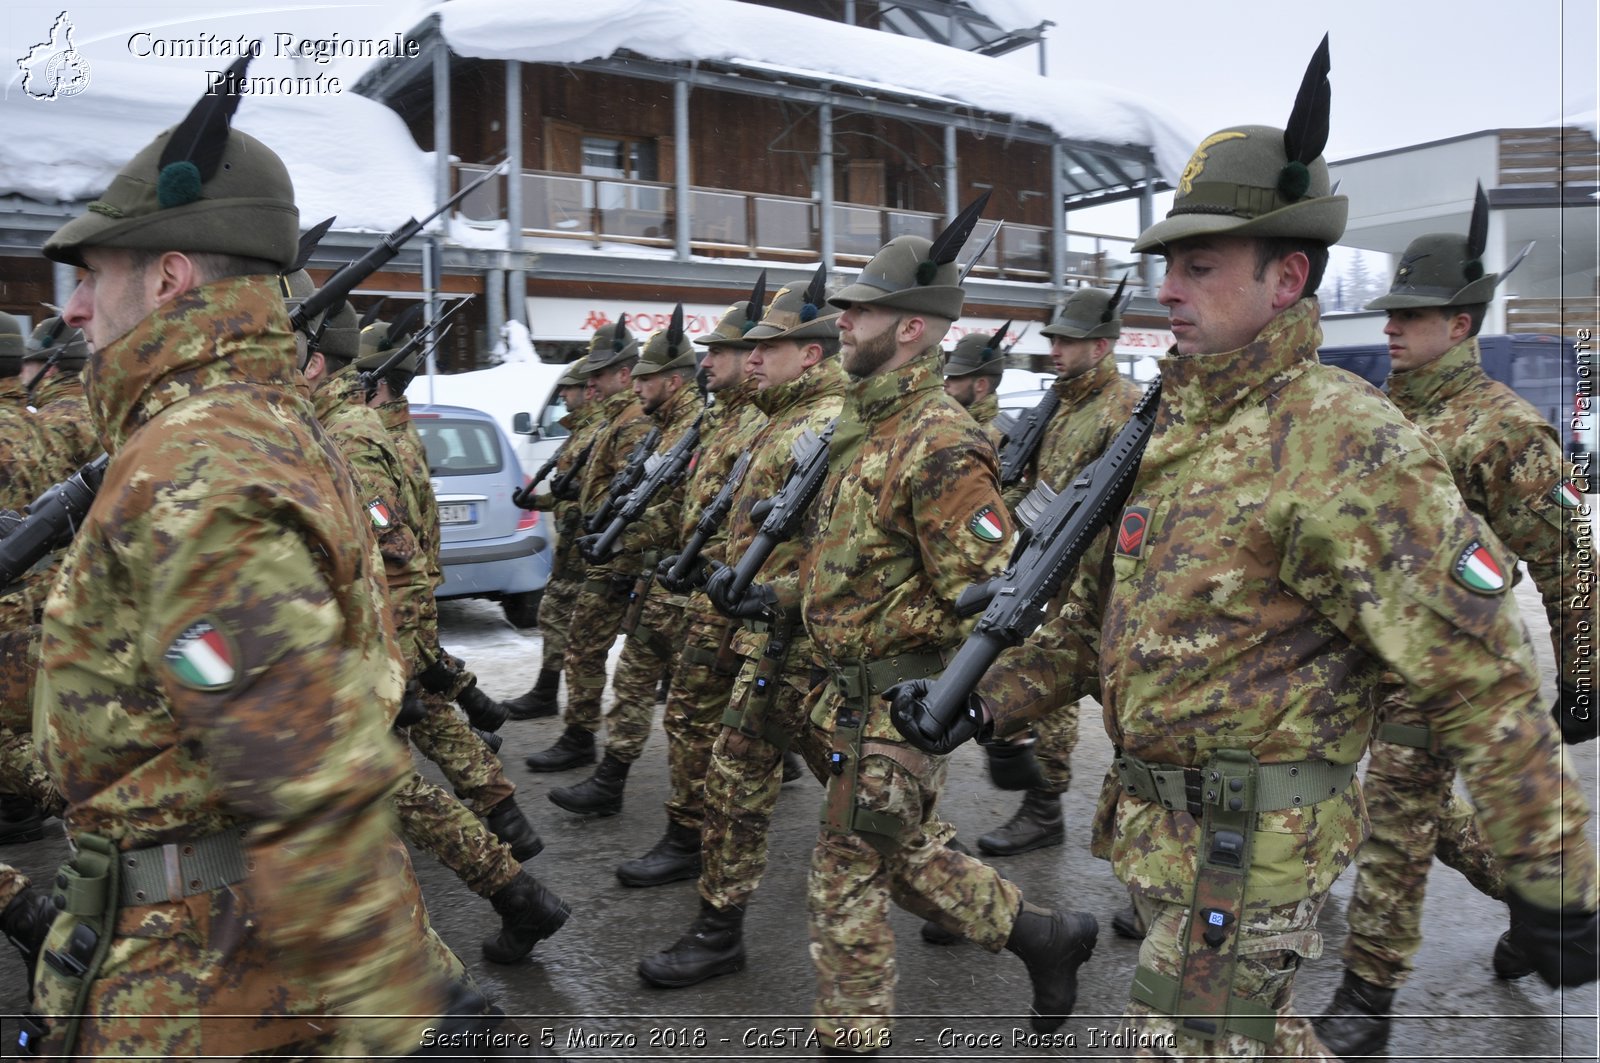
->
[34, 832, 121, 1058]
[620, 568, 654, 637]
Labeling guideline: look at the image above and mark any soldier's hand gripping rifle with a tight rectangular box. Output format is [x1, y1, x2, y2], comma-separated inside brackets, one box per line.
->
[289, 163, 505, 334]
[0, 453, 111, 587]
[581, 412, 705, 564]
[513, 439, 575, 511]
[548, 437, 597, 502]
[658, 449, 754, 593]
[359, 297, 471, 402]
[702, 420, 836, 620]
[890, 380, 1162, 754]
[582, 426, 662, 536]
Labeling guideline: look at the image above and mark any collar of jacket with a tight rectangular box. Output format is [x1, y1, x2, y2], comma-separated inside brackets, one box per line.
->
[653, 378, 704, 430]
[713, 375, 760, 415]
[1159, 297, 1322, 425]
[26, 367, 84, 411]
[599, 387, 640, 423]
[846, 346, 942, 426]
[374, 393, 412, 432]
[310, 364, 367, 424]
[86, 274, 297, 453]
[754, 356, 847, 418]
[1053, 353, 1123, 407]
[1384, 337, 1483, 416]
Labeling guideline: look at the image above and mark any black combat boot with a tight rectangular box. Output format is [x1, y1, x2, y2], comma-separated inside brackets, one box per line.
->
[1004, 902, 1098, 1033]
[1492, 917, 1535, 980]
[525, 725, 596, 773]
[481, 871, 570, 964]
[0, 794, 45, 845]
[472, 727, 503, 754]
[548, 753, 629, 815]
[977, 789, 1064, 856]
[1111, 904, 1147, 940]
[506, 668, 562, 721]
[484, 796, 544, 861]
[1312, 969, 1396, 1057]
[457, 682, 510, 732]
[616, 820, 701, 887]
[637, 898, 746, 988]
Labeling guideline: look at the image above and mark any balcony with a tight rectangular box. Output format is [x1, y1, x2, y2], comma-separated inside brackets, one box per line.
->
[457, 165, 1133, 286]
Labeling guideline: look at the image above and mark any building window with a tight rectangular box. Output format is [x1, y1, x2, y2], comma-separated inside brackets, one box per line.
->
[581, 135, 659, 181]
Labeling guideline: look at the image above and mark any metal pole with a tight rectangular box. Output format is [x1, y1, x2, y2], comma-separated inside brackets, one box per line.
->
[844, 0, 856, 25]
[506, 60, 526, 326]
[944, 124, 958, 223]
[486, 267, 506, 358]
[819, 99, 834, 269]
[1050, 140, 1065, 289]
[674, 77, 691, 262]
[423, 241, 440, 402]
[431, 40, 451, 334]
[1138, 162, 1156, 291]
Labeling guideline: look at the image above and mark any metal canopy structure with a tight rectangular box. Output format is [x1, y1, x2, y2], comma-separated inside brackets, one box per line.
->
[863, 0, 1052, 60]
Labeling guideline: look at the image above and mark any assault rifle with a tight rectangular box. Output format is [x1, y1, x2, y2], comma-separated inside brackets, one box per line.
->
[659, 449, 754, 592]
[892, 379, 1161, 748]
[995, 388, 1061, 488]
[359, 297, 471, 401]
[512, 447, 565, 510]
[583, 426, 662, 534]
[289, 163, 505, 333]
[581, 412, 705, 563]
[0, 453, 110, 587]
[548, 437, 597, 502]
[703, 420, 835, 614]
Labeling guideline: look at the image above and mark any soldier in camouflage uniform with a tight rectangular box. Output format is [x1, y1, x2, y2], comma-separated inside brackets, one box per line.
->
[1314, 189, 1599, 1056]
[17, 87, 487, 1056]
[614, 295, 767, 886]
[549, 318, 705, 817]
[0, 312, 23, 406]
[525, 321, 654, 773]
[894, 40, 1598, 1060]
[505, 355, 604, 720]
[637, 277, 849, 988]
[941, 323, 1007, 448]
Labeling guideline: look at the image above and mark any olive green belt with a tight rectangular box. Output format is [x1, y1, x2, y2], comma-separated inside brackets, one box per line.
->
[825, 648, 948, 701]
[1377, 722, 1433, 749]
[1113, 750, 1356, 817]
[117, 829, 250, 907]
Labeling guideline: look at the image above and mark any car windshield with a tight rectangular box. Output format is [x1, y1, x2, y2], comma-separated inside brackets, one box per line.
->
[418, 418, 503, 475]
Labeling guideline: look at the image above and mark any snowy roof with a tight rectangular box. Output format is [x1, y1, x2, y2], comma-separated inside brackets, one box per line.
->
[423, 0, 1195, 182]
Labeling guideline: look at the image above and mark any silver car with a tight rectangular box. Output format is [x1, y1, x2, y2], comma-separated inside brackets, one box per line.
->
[411, 403, 552, 627]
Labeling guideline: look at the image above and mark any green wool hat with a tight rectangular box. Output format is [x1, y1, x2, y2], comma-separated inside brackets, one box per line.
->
[1367, 185, 1502, 310]
[356, 303, 424, 363]
[24, 317, 90, 370]
[0, 313, 24, 377]
[695, 271, 769, 349]
[1132, 37, 1347, 253]
[632, 304, 698, 377]
[746, 264, 840, 343]
[1040, 277, 1128, 341]
[43, 57, 299, 270]
[557, 355, 592, 387]
[316, 301, 361, 362]
[944, 321, 1008, 378]
[584, 315, 640, 373]
[829, 192, 991, 320]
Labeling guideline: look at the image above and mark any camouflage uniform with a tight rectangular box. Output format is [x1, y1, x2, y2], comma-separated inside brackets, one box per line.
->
[31, 277, 457, 1058]
[532, 400, 609, 677]
[978, 299, 1597, 1058]
[1340, 335, 1594, 988]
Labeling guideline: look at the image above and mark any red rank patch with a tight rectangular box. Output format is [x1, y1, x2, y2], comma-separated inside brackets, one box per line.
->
[1116, 506, 1150, 558]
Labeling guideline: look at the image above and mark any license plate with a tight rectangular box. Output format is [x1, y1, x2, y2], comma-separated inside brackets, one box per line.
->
[438, 503, 477, 525]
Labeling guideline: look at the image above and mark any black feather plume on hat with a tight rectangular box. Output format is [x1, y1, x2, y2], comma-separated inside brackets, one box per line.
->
[668, 303, 685, 355]
[358, 297, 389, 330]
[1278, 34, 1331, 202]
[1464, 182, 1488, 281]
[985, 319, 1011, 360]
[919, 190, 992, 286]
[158, 55, 251, 209]
[1102, 274, 1129, 324]
[743, 270, 768, 333]
[614, 312, 630, 353]
[384, 303, 425, 352]
[800, 263, 827, 323]
[289, 217, 336, 274]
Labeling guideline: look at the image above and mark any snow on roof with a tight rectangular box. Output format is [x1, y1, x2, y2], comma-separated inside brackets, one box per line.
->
[0, 58, 435, 230]
[428, 0, 1196, 182]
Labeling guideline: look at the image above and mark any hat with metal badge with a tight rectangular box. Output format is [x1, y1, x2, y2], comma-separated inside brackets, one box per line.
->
[695, 271, 770, 349]
[944, 320, 1010, 378]
[633, 304, 698, 376]
[1040, 275, 1129, 341]
[746, 264, 840, 343]
[828, 192, 992, 320]
[1367, 184, 1514, 310]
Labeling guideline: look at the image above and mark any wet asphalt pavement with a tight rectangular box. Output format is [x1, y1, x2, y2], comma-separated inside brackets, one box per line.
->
[1, 574, 1595, 1060]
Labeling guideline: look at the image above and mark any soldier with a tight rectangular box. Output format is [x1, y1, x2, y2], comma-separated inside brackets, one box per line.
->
[525, 320, 653, 772]
[0, 312, 24, 405]
[1314, 189, 1598, 1056]
[504, 356, 604, 720]
[941, 322, 1008, 448]
[21, 76, 488, 1057]
[549, 315, 705, 816]
[638, 276, 848, 986]
[892, 37, 1598, 1059]
[615, 293, 767, 886]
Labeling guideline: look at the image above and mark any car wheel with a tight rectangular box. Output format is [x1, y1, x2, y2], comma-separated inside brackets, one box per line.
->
[502, 590, 543, 629]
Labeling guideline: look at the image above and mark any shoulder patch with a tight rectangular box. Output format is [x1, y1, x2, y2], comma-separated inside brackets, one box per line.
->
[1116, 506, 1150, 559]
[1552, 480, 1585, 510]
[367, 498, 393, 528]
[163, 619, 239, 692]
[968, 505, 1004, 543]
[1452, 540, 1506, 594]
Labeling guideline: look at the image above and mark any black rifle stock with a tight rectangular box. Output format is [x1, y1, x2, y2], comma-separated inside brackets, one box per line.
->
[0, 453, 110, 586]
[549, 437, 597, 501]
[585, 413, 704, 562]
[513, 442, 568, 510]
[665, 449, 753, 585]
[916, 380, 1161, 731]
[997, 388, 1062, 488]
[583, 426, 661, 534]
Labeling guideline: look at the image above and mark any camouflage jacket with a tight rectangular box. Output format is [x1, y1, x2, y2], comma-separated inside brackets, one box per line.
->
[977, 299, 1595, 911]
[619, 381, 707, 561]
[0, 376, 21, 407]
[578, 388, 653, 579]
[533, 402, 607, 577]
[801, 348, 1013, 741]
[376, 395, 444, 649]
[968, 391, 1005, 452]
[678, 377, 767, 569]
[34, 277, 439, 1028]
[1387, 338, 1595, 693]
[0, 405, 51, 511]
[1001, 357, 1141, 513]
[31, 371, 100, 485]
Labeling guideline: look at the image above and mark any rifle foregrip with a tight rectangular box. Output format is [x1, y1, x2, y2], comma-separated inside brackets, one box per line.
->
[919, 636, 1006, 730]
[954, 580, 999, 618]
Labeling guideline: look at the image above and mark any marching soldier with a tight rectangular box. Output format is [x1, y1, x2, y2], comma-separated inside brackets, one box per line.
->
[1314, 189, 1598, 1056]
[941, 324, 1008, 448]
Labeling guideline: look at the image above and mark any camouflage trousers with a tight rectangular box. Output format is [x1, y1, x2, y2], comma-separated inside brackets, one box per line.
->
[408, 692, 515, 815]
[561, 571, 637, 734]
[662, 602, 741, 831]
[536, 573, 583, 672]
[1125, 892, 1338, 1060]
[603, 582, 688, 763]
[1342, 696, 1505, 988]
[808, 689, 1023, 1048]
[393, 768, 521, 897]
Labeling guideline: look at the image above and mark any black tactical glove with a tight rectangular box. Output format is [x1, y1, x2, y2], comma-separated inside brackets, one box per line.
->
[415, 654, 458, 696]
[1, 884, 55, 987]
[577, 533, 612, 565]
[394, 681, 428, 729]
[703, 562, 777, 621]
[1552, 685, 1598, 745]
[985, 738, 1048, 791]
[656, 553, 707, 595]
[887, 679, 988, 755]
[1507, 890, 1599, 987]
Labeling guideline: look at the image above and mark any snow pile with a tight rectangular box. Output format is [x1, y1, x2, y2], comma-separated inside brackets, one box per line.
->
[430, 0, 1196, 182]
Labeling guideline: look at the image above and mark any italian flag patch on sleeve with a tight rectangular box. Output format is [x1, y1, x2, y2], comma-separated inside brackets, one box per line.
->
[1452, 540, 1506, 594]
[163, 620, 238, 691]
[367, 499, 393, 529]
[968, 505, 1004, 543]
[1552, 480, 1584, 510]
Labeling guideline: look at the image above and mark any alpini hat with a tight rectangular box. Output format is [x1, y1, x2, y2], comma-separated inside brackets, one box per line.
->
[316, 301, 361, 362]
[1132, 36, 1347, 253]
[1367, 185, 1513, 310]
[24, 317, 90, 370]
[695, 271, 769, 349]
[44, 57, 299, 270]
[355, 303, 425, 368]
[746, 264, 840, 343]
[557, 355, 592, 387]
[944, 320, 1009, 378]
[585, 315, 640, 373]
[1040, 276, 1129, 341]
[633, 305, 698, 377]
[829, 192, 991, 320]
[0, 312, 24, 377]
